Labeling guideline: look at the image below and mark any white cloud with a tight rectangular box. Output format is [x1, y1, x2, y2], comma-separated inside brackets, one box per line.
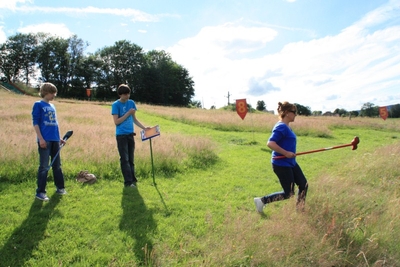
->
[11, 5, 176, 22]
[18, 23, 74, 39]
[168, 2, 400, 112]
[167, 23, 278, 108]
[0, 0, 32, 10]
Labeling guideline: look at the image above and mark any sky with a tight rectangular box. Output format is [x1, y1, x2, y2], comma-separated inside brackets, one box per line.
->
[1, 0, 400, 112]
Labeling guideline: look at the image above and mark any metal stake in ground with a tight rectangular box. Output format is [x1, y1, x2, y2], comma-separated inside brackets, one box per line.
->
[140, 126, 160, 185]
[47, 130, 73, 170]
[273, 136, 359, 159]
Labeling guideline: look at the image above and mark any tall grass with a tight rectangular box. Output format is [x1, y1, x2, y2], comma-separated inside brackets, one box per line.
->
[141, 104, 400, 138]
[0, 91, 218, 182]
[1, 89, 400, 266]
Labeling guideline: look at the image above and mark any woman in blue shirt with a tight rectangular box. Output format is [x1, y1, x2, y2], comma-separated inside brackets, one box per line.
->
[254, 101, 308, 212]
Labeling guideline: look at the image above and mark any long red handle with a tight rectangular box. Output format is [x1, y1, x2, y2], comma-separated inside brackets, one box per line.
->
[273, 136, 359, 159]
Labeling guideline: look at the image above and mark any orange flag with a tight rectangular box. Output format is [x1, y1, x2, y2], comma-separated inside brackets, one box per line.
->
[86, 88, 92, 97]
[379, 106, 388, 120]
[236, 99, 248, 120]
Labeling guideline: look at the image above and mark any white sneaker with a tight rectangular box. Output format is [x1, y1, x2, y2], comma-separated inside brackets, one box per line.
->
[254, 198, 264, 213]
[36, 193, 50, 201]
[56, 188, 67, 195]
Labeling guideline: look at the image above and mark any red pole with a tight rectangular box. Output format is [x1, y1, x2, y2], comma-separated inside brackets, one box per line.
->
[273, 136, 359, 159]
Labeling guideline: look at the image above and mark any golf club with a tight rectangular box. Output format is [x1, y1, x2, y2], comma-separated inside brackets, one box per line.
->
[47, 130, 73, 170]
[273, 136, 359, 159]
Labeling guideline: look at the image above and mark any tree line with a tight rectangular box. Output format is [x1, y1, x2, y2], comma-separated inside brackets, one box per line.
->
[255, 100, 400, 118]
[321, 102, 400, 118]
[0, 33, 195, 106]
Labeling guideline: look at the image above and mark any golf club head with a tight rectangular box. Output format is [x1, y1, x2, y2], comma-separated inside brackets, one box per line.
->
[63, 130, 73, 141]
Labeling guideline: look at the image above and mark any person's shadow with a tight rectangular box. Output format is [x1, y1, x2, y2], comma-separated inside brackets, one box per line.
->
[120, 187, 157, 266]
[0, 193, 61, 266]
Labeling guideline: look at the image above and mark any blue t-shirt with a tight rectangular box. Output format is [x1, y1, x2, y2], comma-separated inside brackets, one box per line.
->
[111, 99, 137, 135]
[32, 100, 60, 141]
[268, 121, 297, 167]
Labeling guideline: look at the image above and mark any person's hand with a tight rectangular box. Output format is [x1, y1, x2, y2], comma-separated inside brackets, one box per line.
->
[39, 138, 47, 148]
[285, 151, 296, 158]
[128, 108, 136, 115]
[60, 139, 66, 146]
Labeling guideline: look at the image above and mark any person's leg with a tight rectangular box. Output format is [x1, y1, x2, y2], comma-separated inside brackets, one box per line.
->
[292, 163, 308, 208]
[117, 135, 134, 186]
[37, 143, 50, 194]
[262, 165, 295, 204]
[50, 141, 65, 190]
[127, 134, 137, 183]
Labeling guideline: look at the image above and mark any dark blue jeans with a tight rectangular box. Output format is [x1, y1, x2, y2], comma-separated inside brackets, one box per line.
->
[262, 163, 308, 205]
[116, 134, 137, 186]
[37, 141, 65, 194]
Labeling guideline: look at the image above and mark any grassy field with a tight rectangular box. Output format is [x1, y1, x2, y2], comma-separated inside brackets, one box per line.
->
[0, 90, 399, 266]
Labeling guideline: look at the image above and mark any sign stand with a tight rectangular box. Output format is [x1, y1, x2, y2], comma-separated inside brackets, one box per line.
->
[140, 125, 160, 185]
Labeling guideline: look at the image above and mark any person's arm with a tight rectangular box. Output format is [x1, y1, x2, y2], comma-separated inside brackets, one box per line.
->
[32, 103, 47, 148]
[112, 110, 133, 126]
[132, 110, 148, 130]
[267, 140, 296, 158]
[33, 124, 47, 148]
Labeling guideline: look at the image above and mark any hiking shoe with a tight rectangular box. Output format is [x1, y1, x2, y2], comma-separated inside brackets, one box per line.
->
[56, 188, 67, 195]
[254, 197, 265, 213]
[36, 193, 49, 201]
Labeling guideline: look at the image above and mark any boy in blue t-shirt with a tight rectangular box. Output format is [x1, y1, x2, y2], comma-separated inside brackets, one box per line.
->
[111, 84, 148, 187]
[32, 83, 67, 201]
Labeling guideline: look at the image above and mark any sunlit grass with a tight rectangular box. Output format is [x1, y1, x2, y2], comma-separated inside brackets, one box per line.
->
[1, 90, 400, 266]
[0, 91, 218, 182]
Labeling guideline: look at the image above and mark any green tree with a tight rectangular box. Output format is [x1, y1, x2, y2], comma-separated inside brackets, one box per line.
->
[188, 100, 202, 108]
[66, 35, 89, 98]
[0, 33, 37, 85]
[141, 50, 194, 106]
[95, 40, 145, 99]
[389, 104, 400, 118]
[0, 43, 12, 80]
[294, 103, 311, 116]
[334, 108, 348, 117]
[75, 54, 103, 99]
[36, 34, 70, 95]
[349, 110, 359, 117]
[256, 100, 266, 111]
[1, 33, 196, 105]
[171, 66, 195, 106]
[360, 102, 378, 117]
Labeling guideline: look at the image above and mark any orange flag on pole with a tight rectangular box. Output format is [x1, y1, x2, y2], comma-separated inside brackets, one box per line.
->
[86, 88, 92, 97]
[379, 106, 388, 120]
[236, 99, 248, 120]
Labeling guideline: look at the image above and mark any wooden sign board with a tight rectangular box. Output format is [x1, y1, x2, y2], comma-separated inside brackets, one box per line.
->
[141, 125, 160, 141]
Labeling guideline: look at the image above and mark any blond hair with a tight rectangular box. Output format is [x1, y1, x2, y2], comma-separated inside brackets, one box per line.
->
[277, 101, 297, 119]
[39, 83, 57, 98]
